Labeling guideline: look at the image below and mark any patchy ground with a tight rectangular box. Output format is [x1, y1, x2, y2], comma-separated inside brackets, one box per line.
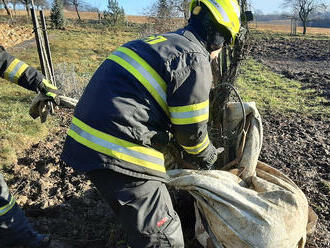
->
[249, 34, 330, 101]
[3, 32, 330, 248]
[249, 34, 330, 248]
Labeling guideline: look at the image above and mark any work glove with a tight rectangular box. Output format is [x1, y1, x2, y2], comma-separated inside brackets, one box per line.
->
[37, 78, 59, 100]
[182, 146, 224, 170]
[199, 146, 224, 170]
[29, 79, 60, 123]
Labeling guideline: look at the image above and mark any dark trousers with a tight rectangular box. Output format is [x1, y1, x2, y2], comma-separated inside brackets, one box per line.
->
[87, 169, 185, 248]
[0, 173, 43, 247]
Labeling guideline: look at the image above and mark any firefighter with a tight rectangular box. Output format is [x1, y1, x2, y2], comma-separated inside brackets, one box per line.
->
[0, 46, 58, 247]
[61, 0, 241, 247]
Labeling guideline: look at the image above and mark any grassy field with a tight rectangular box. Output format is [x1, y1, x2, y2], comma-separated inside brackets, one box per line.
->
[0, 23, 138, 170]
[0, 18, 329, 171]
[250, 22, 330, 35]
[237, 57, 329, 117]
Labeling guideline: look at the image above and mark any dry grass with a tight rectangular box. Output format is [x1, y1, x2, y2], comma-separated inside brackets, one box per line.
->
[250, 22, 330, 35]
[0, 9, 149, 23]
[0, 24, 34, 48]
[126, 15, 150, 23]
[3, 10, 329, 34]
[0, 9, 99, 20]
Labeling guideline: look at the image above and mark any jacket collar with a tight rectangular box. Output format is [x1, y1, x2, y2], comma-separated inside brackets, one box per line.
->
[176, 25, 210, 56]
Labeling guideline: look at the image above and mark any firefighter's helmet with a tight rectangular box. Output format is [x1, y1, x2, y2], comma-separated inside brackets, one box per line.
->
[190, 0, 241, 42]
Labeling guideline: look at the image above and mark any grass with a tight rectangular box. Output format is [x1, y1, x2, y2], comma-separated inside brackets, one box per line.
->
[0, 82, 48, 169]
[236, 57, 329, 117]
[1, 20, 329, 173]
[0, 23, 138, 171]
[250, 29, 330, 41]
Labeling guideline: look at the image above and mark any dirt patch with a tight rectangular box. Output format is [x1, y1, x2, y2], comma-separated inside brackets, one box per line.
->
[8, 110, 128, 248]
[260, 112, 330, 248]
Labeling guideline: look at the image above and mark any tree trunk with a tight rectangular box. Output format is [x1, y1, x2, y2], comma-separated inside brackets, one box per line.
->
[75, 4, 81, 20]
[303, 21, 307, 34]
[1, 0, 12, 19]
[13, 3, 17, 15]
[25, 3, 30, 17]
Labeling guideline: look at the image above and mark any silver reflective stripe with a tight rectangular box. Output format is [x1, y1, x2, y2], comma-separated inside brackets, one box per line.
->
[231, 0, 240, 18]
[70, 123, 164, 166]
[184, 142, 208, 154]
[182, 135, 209, 154]
[209, 0, 230, 22]
[170, 107, 209, 119]
[112, 50, 167, 104]
[8, 61, 25, 82]
[0, 196, 15, 216]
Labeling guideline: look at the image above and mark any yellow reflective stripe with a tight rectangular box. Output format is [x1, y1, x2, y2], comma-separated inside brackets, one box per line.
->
[46, 92, 57, 98]
[4, 59, 20, 81]
[144, 35, 168, 45]
[72, 117, 163, 159]
[42, 79, 58, 90]
[181, 135, 210, 155]
[169, 100, 209, 112]
[68, 117, 166, 173]
[116, 47, 167, 92]
[169, 100, 209, 125]
[171, 113, 209, 125]
[0, 196, 15, 216]
[108, 48, 169, 116]
[4, 59, 28, 84]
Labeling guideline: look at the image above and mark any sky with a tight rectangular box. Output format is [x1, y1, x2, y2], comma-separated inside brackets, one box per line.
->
[91, 0, 289, 15]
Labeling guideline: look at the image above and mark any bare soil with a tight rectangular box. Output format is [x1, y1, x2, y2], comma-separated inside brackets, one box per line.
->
[249, 34, 330, 248]
[4, 34, 330, 247]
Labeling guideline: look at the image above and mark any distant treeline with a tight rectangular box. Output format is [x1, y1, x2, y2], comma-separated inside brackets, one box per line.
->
[255, 12, 330, 28]
[308, 18, 330, 28]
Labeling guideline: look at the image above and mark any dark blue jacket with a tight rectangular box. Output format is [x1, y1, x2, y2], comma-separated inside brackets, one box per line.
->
[61, 27, 217, 181]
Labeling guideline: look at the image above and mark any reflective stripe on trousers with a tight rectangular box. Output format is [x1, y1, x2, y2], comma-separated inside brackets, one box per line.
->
[0, 196, 15, 216]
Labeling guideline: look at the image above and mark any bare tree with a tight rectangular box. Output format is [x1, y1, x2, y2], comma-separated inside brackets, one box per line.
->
[169, 0, 190, 21]
[1, 0, 12, 19]
[146, 0, 184, 33]
[9, 0, 19, 14]
[18, 0, 31, 16]
[66, 0, 84, 20]
[34, 0, 48, 9]
[283, 0, 326, 34]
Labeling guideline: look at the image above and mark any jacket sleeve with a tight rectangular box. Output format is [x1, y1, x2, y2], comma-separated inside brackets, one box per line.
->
[167, 52, 217, 168]
[0, 46, 44, 92]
